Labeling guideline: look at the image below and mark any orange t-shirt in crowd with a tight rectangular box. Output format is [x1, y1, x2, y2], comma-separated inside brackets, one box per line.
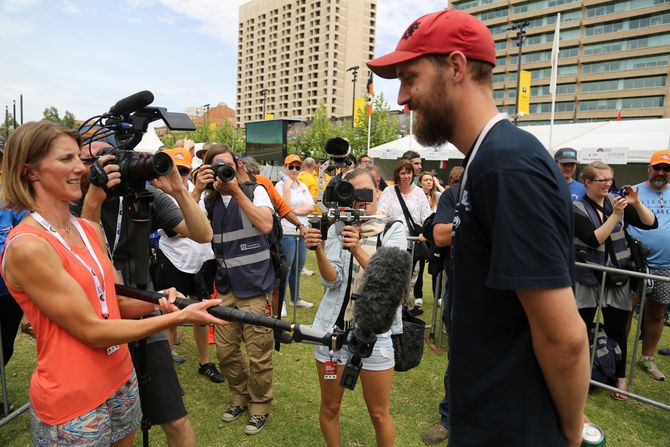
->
[2, 219, 133, 425]
[255, 174, 293, 218]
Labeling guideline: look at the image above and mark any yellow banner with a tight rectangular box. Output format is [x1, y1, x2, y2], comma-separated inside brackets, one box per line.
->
[518, 70, 531, 115]
[353, 97, 366, 128]
[264, 113, 275, 120]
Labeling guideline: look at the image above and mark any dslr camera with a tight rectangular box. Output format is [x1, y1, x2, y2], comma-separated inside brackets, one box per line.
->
[198, 160, 237, 190]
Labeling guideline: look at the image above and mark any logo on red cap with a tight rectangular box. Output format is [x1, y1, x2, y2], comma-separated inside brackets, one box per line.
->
[403, 20, 420, 40]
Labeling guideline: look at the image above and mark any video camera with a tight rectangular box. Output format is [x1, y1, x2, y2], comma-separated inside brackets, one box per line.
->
[80, 91, 196, 201]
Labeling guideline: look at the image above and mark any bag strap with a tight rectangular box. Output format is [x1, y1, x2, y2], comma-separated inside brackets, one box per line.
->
[394, 186, 420, 234]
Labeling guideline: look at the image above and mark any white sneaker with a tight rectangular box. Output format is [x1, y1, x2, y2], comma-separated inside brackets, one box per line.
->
[415, 298, 423, 308]
[437, 298, 442, 307]
[290, 299, 314, 309]
[302, 267, 315, 276]
[280, 306, 287, 317]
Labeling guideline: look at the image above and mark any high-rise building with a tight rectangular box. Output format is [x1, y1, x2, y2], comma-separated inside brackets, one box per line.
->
[236, 0, 377, 125]
[451, 0, 670, 124]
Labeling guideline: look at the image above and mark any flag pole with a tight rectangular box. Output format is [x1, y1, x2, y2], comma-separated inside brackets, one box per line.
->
[548, 13, 561, 151]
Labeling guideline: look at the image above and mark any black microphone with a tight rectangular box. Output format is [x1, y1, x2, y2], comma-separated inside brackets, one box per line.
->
[114, 284, 334, 346]
[352, 246, 412, 334]
[108, 90, 154, 116]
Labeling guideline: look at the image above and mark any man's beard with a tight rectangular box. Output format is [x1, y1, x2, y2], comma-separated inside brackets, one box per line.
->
[651, 176, 668, 189]
[413, 75, 454, 148]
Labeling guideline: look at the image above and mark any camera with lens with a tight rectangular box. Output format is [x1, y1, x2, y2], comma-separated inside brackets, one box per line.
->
[80, 90, 196, 216]
[88, 147, 173, 196]
[201, 160, 235, 189]
[613, 187, 629, 197]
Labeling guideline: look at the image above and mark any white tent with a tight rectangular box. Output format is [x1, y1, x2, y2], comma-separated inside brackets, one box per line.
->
[369, 118, 670, 164]
[369, 134, 463, 161]
[135, 127, 165, 153]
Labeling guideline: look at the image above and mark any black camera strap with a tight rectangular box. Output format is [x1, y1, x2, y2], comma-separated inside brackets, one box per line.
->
[334, 251, 355, 331]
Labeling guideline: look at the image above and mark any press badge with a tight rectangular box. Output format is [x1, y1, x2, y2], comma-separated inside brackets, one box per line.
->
[107, 345, 120, 356]
[324, 360, 337, 380]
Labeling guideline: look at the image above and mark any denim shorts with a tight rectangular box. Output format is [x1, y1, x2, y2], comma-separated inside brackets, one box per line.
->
[315, 330, 395, 371]
[30, 370, 142, 446]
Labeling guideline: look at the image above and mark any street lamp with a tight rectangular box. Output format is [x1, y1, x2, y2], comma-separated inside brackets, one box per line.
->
[510, 21, 529, 125]
[260, 89, 268, 119]
[346, 66, 359, 127]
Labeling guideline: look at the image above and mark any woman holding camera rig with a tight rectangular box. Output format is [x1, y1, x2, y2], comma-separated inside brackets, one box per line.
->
[574, 160, 656, 400]
[304, 167, 405, 447]
[0, 121, 225, 446]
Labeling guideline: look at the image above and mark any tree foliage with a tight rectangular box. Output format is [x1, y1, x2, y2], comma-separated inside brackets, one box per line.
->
[288, 94, 398, 159]
[1, 112, 16, 138]
[159, 118, 245, 152]
[42, 106, 76, 128]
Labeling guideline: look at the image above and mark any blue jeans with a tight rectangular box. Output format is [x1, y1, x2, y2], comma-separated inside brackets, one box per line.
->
[280, 235, 307, 302]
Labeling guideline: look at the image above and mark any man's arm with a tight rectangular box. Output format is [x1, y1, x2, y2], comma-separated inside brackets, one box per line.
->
[517, 288, 590, 447]
[152, 167, 212, 243]
[433, 223, 453, 248]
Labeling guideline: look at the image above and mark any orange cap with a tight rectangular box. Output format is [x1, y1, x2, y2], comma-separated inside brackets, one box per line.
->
[162, 147, 192, 169]
[650, 150, 670, 166]
[284, 154, 302, 165]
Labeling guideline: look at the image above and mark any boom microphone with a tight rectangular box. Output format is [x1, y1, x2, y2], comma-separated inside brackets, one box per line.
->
[352, 246, 412, 334]
[109, 90, 154, 116]
[114, 284, 335, 347]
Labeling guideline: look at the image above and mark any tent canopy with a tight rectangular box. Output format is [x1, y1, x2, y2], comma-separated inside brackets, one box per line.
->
[135, 127, 165, 153]
[369, 118, 670, 165]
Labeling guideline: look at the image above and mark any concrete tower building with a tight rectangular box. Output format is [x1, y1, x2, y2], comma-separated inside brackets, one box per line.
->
[237, 0, 377, 125]
[451, 0, 670, 123]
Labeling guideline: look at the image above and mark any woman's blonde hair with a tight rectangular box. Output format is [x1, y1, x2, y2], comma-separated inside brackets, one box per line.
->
[419, 171, 439, 210]
[1, 121, 81, 211]
[579, 160, 613, 183]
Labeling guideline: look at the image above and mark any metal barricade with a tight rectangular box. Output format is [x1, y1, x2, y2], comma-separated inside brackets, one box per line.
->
[0, 319, 30, 429]
[576, 261, 670, 413]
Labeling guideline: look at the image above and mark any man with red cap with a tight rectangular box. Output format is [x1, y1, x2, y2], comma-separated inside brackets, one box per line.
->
[368, 9, 589, 446]
[627, 150, 670, 379]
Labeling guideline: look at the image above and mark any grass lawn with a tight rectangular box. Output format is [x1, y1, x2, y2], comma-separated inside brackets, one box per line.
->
[1, 252, 669, 446]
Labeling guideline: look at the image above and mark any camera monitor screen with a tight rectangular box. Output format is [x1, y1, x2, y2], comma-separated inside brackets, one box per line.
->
[245, 120, 285, 163]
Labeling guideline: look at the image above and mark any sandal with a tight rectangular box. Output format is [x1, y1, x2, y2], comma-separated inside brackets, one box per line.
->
[610, 379, 628, 401]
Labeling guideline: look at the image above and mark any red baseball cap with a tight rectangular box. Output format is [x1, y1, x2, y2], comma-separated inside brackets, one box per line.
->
[367, 9, 496, 79]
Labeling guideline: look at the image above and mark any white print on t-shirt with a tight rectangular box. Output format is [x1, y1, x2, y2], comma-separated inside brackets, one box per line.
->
[461, 190, 471, 212]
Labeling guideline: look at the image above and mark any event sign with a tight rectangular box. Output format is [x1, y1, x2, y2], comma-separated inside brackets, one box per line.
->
[580, 147, 629, 165]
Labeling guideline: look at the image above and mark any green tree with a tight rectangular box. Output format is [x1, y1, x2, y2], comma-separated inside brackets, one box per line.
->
[42, 106, 61, 123]
[62, 111, 76, 128]
[348, 92, 398, 157]
[1, 112, 15, 138]
[289, 103, 349, 158]
[214, 120, 245, 153]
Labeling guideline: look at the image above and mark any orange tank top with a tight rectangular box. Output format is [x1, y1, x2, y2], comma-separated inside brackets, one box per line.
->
[2, 219, 133, 425]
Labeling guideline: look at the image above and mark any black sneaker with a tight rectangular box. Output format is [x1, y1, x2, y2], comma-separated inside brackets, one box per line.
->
[221, 405, 247, 422]
[198, 363, 225, 383]
[409, 307, 424, 316]
[244, 413, 269, 435]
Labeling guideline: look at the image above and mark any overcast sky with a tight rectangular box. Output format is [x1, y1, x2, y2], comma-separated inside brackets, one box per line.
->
[1, 0, 447, 123]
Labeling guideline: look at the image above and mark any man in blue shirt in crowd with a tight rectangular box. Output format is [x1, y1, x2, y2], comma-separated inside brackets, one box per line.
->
[554, 147, 585, 202]
[627, 150, 670, 379]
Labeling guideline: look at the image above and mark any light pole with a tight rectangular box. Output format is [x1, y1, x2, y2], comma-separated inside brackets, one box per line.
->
[510, 21, 529, 125]
[260, 89, 268, 119]
[346, 66, 359, 127]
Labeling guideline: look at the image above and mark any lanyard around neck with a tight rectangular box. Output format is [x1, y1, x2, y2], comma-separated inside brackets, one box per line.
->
[31, 212, 109, 319]
[459, 113, 508, 202]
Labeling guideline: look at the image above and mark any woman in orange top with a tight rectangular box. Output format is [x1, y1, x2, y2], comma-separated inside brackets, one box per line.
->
[0, 121, 225, 447]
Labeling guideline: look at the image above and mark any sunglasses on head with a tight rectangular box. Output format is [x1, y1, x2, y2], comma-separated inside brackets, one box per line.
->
[286, 164, 302, 171]
[652, 165, 670, 173]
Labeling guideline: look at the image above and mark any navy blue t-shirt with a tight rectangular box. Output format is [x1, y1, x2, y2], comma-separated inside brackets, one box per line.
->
[448, 119, 574, 446]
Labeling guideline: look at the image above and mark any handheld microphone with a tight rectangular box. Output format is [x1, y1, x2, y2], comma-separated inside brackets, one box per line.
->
[352, 246, 412, 334]
[109, 90, 154, 116]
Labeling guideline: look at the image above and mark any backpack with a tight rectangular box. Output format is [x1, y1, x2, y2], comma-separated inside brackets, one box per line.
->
[204, 182, 287, 281]
[588, 326, 622, 386]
